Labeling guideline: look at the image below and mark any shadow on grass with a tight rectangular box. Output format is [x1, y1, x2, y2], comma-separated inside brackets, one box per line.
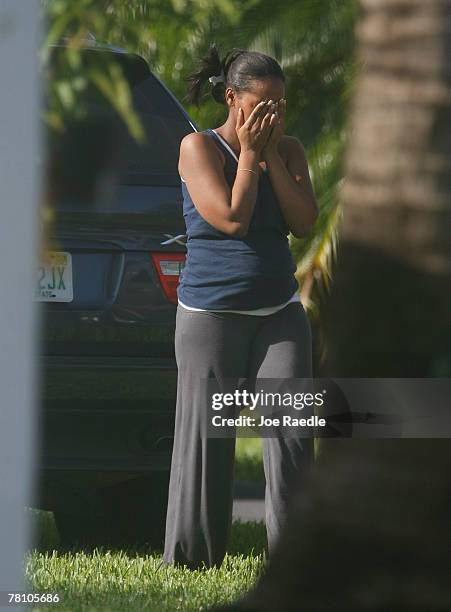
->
[26, 507, 268, 559]
[228, 520, 267, 557]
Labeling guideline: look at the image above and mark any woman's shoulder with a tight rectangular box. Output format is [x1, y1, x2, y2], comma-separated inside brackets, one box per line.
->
[180, 131, 225, 161]
[279, 135, 306, 165]
[180, 130, 225, 162]
[180, 129, 219, 146]
[280, 134, 304, 151]
[179, 130, 226, 176]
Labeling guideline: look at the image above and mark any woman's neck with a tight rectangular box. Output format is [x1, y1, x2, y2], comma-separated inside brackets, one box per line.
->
[213, 118, 242, 158]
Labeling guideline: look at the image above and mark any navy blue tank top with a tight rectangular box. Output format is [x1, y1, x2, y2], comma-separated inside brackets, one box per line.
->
[177, 128, 298, 310]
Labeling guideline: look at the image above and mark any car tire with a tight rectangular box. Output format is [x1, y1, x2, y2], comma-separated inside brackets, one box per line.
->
[53, 471, 170, 551]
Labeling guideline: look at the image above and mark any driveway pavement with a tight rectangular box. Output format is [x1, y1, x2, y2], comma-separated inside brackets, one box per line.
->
[232, 480, 265, 522]
[232, 499, 265, 522]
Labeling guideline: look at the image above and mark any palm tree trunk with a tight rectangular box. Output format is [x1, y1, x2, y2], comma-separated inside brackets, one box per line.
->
[211, 6, 451, 612]
[319, 0, 451, 377]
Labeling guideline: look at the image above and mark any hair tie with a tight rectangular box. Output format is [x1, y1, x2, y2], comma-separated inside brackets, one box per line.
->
[208, 69, 225, 87]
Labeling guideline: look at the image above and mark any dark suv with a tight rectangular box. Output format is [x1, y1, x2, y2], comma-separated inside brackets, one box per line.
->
[35, 43, 196, 548]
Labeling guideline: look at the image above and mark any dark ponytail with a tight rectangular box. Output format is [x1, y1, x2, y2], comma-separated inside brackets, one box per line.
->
[184, 42, 285, 107]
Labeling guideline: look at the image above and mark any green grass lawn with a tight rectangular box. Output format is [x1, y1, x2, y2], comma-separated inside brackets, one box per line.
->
[25, 439, 268, 611]
[25, 437, 321, 610]
[25, 510, 267, 612]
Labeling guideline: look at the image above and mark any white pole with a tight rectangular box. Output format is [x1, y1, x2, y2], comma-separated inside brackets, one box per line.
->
[0, 1, 42, 610]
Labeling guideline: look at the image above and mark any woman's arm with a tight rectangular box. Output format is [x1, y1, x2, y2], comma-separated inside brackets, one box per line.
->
[264, 138, 319, 238]
[179, 100, 275, 237]
[261, 98, 318, 238]
[179, 133, 260, 237]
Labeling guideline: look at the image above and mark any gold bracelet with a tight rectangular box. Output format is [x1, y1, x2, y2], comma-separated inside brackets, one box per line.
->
[238, 168, 258, 176]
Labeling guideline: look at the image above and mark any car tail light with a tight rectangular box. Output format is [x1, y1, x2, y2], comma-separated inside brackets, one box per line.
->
[150, 252, 186, 305]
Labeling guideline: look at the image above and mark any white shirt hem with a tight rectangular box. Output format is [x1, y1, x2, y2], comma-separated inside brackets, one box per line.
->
[177, 290, 300, 316]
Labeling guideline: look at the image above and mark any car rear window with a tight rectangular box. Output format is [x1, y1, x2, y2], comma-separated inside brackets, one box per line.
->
[47, 48, 194, 194]
[122, 75, 194, 185]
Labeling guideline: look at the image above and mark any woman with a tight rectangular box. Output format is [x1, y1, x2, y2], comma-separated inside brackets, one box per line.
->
[163, 43, 319, 570]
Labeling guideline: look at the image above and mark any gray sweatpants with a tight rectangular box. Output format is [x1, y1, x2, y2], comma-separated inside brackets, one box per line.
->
[163, 302, 314, 569]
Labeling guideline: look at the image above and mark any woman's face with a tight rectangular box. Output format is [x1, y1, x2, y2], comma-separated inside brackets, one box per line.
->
[228, 77, 285, 123]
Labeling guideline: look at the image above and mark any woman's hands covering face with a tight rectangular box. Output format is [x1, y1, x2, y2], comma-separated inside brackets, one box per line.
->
[235, 99, 278, 154]
[261, 98, 286, 158]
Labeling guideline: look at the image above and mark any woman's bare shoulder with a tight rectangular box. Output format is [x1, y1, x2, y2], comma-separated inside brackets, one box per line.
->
[180, 132, 225, 166]
[179, 132, 225, 180]
[279, 135, 307, 164]
[281, 134, 304, 149]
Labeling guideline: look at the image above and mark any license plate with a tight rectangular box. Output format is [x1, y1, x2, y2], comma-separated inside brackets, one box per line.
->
[34, 251, 73, 302]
